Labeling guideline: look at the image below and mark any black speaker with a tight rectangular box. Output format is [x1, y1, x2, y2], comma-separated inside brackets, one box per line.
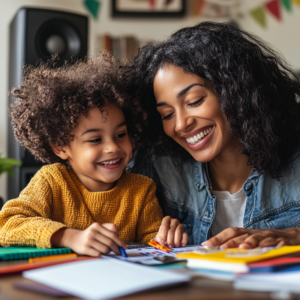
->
[7, 7, 88, 200]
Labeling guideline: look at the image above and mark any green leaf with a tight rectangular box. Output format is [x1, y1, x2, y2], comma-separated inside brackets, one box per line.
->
[0, 154, 21, 177]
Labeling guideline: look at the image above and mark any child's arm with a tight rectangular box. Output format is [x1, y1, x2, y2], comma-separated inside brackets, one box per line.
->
[0, 171, 66, 248]
[51, 222, 126, 256]
[136, 180, 188, 247]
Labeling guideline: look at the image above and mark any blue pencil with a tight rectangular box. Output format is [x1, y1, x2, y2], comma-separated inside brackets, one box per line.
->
[119, 247, 127, 258]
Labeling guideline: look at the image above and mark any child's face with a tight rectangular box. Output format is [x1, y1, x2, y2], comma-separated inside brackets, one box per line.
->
[62, 104, 132, 192]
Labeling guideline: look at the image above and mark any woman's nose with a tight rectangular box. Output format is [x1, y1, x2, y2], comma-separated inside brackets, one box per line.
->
[175, 111, 193, 132]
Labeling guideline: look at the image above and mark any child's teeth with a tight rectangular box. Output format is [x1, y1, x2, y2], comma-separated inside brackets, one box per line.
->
[101, 159, 120, 165]
[186, 127, 212, 144]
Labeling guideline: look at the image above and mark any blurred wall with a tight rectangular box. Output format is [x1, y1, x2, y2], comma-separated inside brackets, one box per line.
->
[239, 0, 300, 71]
[0, 0, 299, 201]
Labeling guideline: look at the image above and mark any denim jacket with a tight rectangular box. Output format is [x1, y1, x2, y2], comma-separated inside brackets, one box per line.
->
[127, 147, 300, 245]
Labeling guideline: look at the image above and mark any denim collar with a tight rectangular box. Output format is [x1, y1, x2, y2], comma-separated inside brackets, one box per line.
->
[193, 159, 260, 192]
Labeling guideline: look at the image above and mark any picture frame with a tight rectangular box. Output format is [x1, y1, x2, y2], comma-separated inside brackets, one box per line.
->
[112, 0, 186, 18]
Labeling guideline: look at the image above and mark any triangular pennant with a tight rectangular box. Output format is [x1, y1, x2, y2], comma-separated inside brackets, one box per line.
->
[250, 7, 267, 28]
[265, 0, 282, 21]
[84, 0, 101, 19]
[281, 0, 292, 11]
[149, 0, 156, 8]
[292, 0, 300, 6]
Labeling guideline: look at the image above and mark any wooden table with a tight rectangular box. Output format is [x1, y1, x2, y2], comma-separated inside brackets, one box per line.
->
[0, 259, 275, 300]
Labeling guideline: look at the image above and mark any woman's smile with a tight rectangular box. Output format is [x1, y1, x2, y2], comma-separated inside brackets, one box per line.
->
[182, 125, 214, 150]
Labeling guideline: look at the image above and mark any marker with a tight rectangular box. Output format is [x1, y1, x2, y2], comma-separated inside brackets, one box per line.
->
[148, 239, 172, 253]
[119, 247, 127, 258]
[29, 253, 77, 263]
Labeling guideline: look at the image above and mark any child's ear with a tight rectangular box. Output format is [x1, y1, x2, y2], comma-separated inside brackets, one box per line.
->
[51, 145, 69, 160]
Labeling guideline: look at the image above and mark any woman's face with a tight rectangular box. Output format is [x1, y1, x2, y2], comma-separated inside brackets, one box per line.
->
[153, 64, 235, 162]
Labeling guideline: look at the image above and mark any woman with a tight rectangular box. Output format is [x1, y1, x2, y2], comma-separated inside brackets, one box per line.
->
[126, 22, 300, 249]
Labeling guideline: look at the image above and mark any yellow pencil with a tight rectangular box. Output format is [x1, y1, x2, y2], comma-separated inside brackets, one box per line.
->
[29, 253, 77, 263]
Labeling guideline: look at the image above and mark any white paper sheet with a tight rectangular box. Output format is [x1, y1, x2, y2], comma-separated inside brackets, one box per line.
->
[105, 245, 201, 265]
[23, 258, 190, 300]
[234, 271, 300, 293]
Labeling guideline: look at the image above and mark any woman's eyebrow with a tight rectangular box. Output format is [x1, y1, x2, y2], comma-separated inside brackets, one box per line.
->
[177, 83, 204, 99]
[156, 83, 204, 107]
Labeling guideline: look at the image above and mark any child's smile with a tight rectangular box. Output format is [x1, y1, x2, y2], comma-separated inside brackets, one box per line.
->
[55, 104, 132, 192]
[97, 157, 123, 169]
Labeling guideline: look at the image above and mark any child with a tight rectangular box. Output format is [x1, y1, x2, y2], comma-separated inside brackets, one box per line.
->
[0, 53, 188, 256]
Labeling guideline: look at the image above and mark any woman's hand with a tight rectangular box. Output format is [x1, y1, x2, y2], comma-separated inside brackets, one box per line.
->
[51, 222, 127, 256]
[155, 216, 188, 248]
[202, 227, 300, 249]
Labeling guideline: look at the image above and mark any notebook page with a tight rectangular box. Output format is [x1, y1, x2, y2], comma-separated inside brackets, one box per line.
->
[23, 258, 190, 300]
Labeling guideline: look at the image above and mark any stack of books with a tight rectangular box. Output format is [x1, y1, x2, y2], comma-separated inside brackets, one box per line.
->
[176, 246, 300, 291]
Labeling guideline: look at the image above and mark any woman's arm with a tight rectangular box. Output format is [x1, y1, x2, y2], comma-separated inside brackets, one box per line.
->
[202, 227, 300, 249]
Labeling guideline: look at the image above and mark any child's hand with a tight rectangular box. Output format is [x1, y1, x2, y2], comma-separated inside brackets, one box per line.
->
[51, 222, 127, 256]
[154, 216, 188, 248]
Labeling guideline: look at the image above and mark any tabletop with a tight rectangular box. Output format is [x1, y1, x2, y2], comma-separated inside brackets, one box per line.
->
[0, 259, 276, 300]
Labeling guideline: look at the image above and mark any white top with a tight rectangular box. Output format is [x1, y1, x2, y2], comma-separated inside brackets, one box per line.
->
[210, 188, 247, 237]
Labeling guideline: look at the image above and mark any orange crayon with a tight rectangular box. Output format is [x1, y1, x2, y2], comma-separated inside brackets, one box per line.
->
[148, 239, 172, 253]
[29, 253, 77, 263]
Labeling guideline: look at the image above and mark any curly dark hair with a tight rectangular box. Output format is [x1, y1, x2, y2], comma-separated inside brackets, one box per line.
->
[10, 52, 144, 165]
[126, 21, 300, 178]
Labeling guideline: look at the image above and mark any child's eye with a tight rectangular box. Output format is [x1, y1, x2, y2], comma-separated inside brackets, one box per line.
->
[116, 132, 126, 138]
[89, 138, 101, 143]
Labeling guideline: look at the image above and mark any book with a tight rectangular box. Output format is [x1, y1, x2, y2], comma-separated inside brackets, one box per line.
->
[0, 257, 95, 276]
[23, 258, 190, 300]
[101, 34, 140, 60]
[175, 246, 300, 273]
[0, 247, 72, 261]
[248, 256, 300, 273]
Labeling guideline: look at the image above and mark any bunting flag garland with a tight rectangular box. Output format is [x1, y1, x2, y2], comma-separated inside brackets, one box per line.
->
[281, 0, 292, 11]
[84, 0, 101, 19]
[292, 0, 300, 6]
[193, 0, 206, 16]
[250, 7, 267, 28]
[265, 0, 281, 20]
[250, 0, 300, 29]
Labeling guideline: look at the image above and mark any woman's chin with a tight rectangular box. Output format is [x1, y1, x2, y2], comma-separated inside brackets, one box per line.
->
[182, 145, 215, 162]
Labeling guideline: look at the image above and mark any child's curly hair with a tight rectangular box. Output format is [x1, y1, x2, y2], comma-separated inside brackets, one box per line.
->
[10, 52, 145, 166]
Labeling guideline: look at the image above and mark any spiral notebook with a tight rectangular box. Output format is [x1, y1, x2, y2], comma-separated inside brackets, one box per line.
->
[0, 247, 72, 260]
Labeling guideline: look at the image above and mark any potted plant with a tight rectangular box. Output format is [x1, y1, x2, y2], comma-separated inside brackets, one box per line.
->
[0, 153, 21, 209]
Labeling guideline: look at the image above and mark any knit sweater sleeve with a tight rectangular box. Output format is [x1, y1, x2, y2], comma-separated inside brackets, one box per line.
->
[0, 169, 66, 248]
[136, 180, 163, 243]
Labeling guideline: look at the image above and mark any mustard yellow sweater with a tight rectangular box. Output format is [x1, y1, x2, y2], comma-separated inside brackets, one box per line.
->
[0, 164, 163, 248]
